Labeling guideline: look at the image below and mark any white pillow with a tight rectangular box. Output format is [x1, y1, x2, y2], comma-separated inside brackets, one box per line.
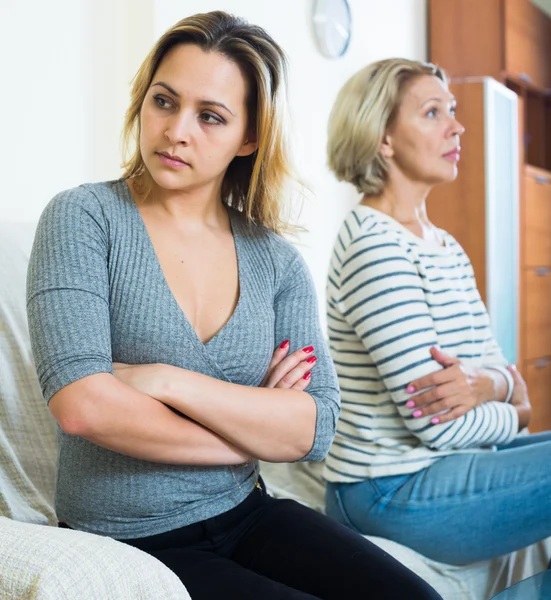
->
[0, 222, 58, 525]
[0, 517, 190, 600]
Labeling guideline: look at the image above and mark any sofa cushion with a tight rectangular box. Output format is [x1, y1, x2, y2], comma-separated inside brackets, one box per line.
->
[0, 222, 57, 525]
[0, 517, 190, 600]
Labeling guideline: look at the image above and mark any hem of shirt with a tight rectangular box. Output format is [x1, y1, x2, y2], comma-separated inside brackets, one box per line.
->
[56, 488, 255, 540]
[322, 444, 501, 482]
[43, 361, 113, 403]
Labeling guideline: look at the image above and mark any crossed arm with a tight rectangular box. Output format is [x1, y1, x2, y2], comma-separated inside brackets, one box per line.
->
[50, 343, 319, 465]
[29, 192, 339, 467]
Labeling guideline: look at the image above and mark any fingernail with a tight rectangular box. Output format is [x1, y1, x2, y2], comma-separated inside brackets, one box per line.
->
[406, 400, 415, 408]
[406, 385, 415, 393]
[279, 340, 290, 349]
[303, 371, 312, 380]
[302, 346, 314, 353]
[413, 410, 422, 418]
[431, 417, 440, 424]
[306, 355, 317, 364]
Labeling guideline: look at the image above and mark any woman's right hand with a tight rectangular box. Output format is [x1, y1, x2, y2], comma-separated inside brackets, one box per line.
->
[507, 365, 531, 431]
[261, 340, 316, 390]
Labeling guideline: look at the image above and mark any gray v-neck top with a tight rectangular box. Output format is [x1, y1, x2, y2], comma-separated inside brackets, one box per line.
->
[26, 179, 339, 538]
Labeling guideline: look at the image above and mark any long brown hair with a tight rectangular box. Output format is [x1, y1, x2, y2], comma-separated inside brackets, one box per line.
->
[122, 11, 295, 234]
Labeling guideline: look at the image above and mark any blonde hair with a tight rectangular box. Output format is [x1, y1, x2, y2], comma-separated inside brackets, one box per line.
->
[327, 58, 447, 197]
[122, 11, 294, 234]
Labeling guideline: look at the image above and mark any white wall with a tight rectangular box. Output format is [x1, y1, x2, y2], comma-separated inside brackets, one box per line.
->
[1, 0, 426, 325]
[0, 0, 153, 221]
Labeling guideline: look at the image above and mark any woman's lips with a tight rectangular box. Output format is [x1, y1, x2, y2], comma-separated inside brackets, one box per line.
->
[443, 149, 461, 162]
[156, 152, 190, 169]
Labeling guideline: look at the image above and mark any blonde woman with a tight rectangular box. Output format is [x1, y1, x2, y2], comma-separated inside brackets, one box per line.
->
[27, 14, 441, 600]
[323, 58, 551, 566]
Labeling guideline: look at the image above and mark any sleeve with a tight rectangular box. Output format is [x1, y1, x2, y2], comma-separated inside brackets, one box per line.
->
[454, 244, 513, 401]
[335, 233, 518, 450]
[26, 188, 113, 403]
[272, 243, 341, 462]
[480, 336, 514, 404]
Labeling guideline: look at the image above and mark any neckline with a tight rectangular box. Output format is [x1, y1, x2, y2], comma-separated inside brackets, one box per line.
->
[353, 203, 450, 253]
[119, 179, 245, 348]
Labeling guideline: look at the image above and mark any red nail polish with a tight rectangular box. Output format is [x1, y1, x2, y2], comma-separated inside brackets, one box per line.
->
[303, 371, 312, 380]
[279, 340, 290, 349]
[306, 355, 317, 364]
[302, 346, 314, 353]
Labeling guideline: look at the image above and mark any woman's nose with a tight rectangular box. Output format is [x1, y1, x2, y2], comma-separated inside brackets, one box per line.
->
[452, 118, 466, 137]
[165, 111, 193, 145]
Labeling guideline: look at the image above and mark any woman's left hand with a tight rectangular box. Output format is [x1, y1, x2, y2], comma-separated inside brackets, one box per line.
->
[405, 347, 497, 424]
[113, 362, 172, 399]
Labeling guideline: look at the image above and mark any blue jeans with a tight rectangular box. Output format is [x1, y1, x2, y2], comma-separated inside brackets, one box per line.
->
[326, 431, 551, 565]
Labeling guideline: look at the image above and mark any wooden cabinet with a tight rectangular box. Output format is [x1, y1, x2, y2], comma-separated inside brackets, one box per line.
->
[525, 267, 551, 360]
[525, 359, 551, 433]
[430, 0, 551, 90]
[429, 0, 551, 432]
[430, 0, 551, 172]
[525, 168, 551, 266]
[427, 79, 520, 365]
[504, 0, 551, 89]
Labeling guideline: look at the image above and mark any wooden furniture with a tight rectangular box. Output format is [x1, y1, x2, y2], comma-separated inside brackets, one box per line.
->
[429, 0, 551, 90]
[427, 79, 520, 365]
[429, 0, 551, 432]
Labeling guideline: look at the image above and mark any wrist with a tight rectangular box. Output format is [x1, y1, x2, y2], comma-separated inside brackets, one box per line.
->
[482, 366, 511, 403]
[475, 368, 501, 405]
[160, 364, 192, 405]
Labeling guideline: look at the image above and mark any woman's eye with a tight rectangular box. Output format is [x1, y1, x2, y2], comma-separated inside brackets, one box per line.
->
[201, 112, 223, 125]
[426, 108, 438, 118]
[153, 95, 172, 109]
[450, 107, 457, 118]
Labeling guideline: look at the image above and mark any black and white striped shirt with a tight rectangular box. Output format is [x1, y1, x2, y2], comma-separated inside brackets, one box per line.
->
[324, 205, 518, 483]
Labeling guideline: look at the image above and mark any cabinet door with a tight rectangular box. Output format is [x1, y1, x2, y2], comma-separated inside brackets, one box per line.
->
[429, 0, 504, 81]
[526, 358, 551, 433]
[525, 169, 551, 266]
[525, 268, 551, 359]
[504, 0, 551, 89]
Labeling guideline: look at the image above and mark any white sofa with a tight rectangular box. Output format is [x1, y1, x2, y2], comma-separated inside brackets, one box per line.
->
[1, 221, 549, 600]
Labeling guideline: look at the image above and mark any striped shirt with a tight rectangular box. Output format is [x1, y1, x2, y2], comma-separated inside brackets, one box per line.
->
[323, 204, 518, 483]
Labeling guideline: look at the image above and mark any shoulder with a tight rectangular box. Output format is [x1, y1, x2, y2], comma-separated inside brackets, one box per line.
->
[440, 230, 469, 258]
[39, 180, 125, 227]
[335, 207, 413, 267]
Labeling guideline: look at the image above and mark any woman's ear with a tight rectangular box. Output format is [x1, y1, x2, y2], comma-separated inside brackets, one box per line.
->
[236, 132, 258, 157]
[380, 133, 394, 159]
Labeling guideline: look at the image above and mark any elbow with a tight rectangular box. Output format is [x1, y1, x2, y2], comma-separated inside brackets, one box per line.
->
[294, 391, 338, 462]
[53, 408, 93, 437]
[295, 430, 332, 463]
[49, 395, 96, 438]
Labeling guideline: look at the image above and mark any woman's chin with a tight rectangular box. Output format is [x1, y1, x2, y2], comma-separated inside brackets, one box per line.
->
[147, 169, 193, 191]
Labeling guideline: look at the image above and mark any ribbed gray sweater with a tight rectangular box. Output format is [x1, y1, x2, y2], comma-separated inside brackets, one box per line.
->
[26, 179, 340, 538]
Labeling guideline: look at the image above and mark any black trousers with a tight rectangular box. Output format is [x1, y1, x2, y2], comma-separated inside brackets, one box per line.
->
[118, 482, 442, 600]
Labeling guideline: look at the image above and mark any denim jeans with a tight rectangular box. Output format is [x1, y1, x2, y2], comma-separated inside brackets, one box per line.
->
[326, 431, 551, 565]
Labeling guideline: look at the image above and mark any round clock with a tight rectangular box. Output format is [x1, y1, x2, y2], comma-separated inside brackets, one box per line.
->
[312, 0, 352, 59]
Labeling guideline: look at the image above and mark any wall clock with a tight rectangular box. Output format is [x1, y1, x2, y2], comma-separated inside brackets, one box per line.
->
[312, 0, 352, 59]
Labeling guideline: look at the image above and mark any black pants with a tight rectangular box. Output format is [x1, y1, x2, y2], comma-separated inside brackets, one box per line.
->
[118, 483, 442, 600]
